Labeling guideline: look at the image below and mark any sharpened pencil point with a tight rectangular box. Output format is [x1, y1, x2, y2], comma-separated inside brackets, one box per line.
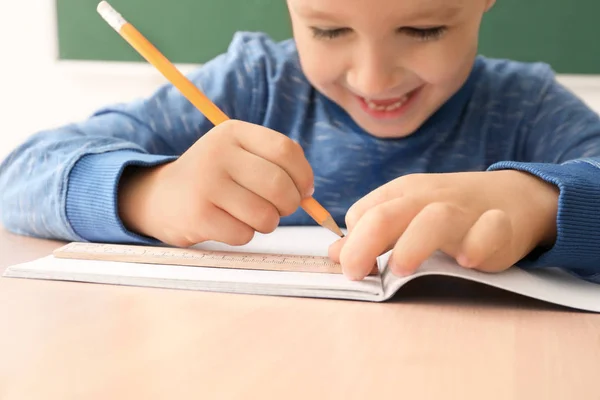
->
[322, 216, 344, 238]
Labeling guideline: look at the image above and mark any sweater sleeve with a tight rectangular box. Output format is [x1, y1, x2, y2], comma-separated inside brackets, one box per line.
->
[488, 71, 600, 283]
[0, 32, 269, 243]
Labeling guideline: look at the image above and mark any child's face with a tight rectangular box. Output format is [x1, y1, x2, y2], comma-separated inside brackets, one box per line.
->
[287, 0, 495, 138]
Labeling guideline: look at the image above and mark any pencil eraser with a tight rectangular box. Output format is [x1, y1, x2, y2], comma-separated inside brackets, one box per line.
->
[97, 1, 127, 31]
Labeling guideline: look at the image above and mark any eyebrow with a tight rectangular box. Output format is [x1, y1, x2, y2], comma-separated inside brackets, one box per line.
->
[295, 3, 464, 24]
[294, 7, 344, 24]
[405, 5, 464, 21]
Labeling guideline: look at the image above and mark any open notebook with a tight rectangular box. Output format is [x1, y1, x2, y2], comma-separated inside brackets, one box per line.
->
[3, 227, 600, 312]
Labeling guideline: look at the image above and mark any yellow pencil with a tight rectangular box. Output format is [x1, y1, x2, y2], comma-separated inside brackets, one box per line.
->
[96, 1, 344, 238]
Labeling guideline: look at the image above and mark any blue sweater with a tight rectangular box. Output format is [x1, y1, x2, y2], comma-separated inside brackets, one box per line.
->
[1, 32, 600, 283]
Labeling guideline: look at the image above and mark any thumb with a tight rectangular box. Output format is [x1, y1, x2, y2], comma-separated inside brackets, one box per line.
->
[328, 236, 348, 263]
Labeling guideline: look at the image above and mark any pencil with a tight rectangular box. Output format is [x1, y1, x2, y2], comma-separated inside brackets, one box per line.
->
[96, 1, 344, 238]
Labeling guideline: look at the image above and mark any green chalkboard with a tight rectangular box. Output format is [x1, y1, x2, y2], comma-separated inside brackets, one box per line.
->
[57, 0, 292, 64]
[57, 0, 600, 74]
[478, 0, 599, 74]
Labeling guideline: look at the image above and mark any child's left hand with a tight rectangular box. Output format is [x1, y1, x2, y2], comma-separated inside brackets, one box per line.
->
[328, 170, 560, 280]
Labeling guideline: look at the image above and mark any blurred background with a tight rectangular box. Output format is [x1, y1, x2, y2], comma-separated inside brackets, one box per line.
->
[1, 0, 600, 161]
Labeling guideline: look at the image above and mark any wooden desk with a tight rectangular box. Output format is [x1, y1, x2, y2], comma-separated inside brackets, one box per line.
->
[0, 228, 598, 399]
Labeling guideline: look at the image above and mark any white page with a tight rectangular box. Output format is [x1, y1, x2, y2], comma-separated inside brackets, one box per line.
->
[5, 227, 600, 311]
[3, 227, 385, 301]
[191, 226, 344, 256]
[381, 251, 600, 312]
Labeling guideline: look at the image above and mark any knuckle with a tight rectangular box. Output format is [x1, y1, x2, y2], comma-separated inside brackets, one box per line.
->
[485, 209, 512, 232]
[197, 136, 220, 159]
[270, 168, 290, 189]
[363, 206, 392, 230]
[265, 168, 291, 198]
[206, 119, 237, 142]
[229, 228, 255, 246]
[279, 198, 299, 217]
[254, 205, 281, 233]
[219, 119, 242, 134]
[273, 137, 301, 161]
[200, 134, 233, 161]
[370, 189, 391, 206]
[291, 139, 305, 155]
[396, 173, 422, 188]
[345, 206, 362, 229]
[422, 202, 455, 222]
[265, 170, 299, 211]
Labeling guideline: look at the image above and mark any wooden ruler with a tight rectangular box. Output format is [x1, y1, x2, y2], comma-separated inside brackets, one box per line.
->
[53, 242, 378, 275]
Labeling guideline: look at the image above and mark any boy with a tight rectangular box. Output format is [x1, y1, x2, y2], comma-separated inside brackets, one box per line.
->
[1, 0, 600, 283]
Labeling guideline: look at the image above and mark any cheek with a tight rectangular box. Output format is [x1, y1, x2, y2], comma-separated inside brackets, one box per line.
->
[403, 29, 480, 87]
[414, 49, 476, 90]
[297, 43, 347, 90]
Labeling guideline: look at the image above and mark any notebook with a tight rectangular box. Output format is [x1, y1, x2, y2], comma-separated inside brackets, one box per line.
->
[3, 227, 600, 312]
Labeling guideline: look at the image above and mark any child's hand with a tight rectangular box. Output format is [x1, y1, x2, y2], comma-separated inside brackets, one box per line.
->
[328, 171, 559, 280]
[118, 120, 314, 246]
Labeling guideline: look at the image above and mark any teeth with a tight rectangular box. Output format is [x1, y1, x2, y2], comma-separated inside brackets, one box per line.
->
[365, 95, 409, 112]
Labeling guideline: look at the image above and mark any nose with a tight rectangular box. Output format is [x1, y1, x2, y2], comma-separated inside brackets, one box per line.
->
[346, 44, 403, 98]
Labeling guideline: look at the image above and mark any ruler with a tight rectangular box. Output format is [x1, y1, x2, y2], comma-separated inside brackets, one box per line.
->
[53, 242, 378, 275]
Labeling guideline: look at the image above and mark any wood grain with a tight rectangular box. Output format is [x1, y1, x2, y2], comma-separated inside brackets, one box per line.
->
[1, 228, 599, 400]
[52, 241, 350, 274]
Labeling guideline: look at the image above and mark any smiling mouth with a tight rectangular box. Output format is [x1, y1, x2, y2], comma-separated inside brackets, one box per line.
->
[363, 95, 410, 111]
[355, 86, 423, 119]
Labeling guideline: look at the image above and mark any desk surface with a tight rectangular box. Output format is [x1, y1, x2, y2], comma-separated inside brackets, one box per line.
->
[0, 228, 599, 399]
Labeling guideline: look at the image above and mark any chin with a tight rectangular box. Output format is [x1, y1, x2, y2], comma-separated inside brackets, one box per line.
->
[352, 114, 424, 139]
[362, 127, 415, 139]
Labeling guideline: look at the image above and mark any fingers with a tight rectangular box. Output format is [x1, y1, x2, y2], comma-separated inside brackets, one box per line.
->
[210, 178, 281, 234]
[344, 179, 406, 230]
[344, 174, 441, 230]
[389, 207, 514, 277]
[340, 199, 515, 281]
[226, 147, 301, 216]
[152, 120, 314, 248]
[230, 121, 315, 198]
[388, 203, 476, 276]
[456, 209, 513, 272]
[161, 204, 256, 247]
[328, 236, 347, 263]
[195, 206, 256, 246]
[339, 196, 427, 280]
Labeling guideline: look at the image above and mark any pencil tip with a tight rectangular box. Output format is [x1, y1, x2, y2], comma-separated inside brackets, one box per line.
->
[321, 217, 345, 238]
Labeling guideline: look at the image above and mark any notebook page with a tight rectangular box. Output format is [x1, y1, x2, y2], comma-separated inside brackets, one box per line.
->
[381, 251, 600, 312]
[3, 227, 385, 301]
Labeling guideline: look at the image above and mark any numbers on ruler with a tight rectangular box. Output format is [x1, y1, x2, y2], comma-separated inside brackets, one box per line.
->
[64, 243, 339, 267]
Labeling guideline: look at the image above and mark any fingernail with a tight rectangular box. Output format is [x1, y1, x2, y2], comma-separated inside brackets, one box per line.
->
[457, 254, 472, 268]
[341, 264, 365, 281]
[305, 186, 315, 197]
[343, 270, 362, 281]
[389, 260, 411, 277]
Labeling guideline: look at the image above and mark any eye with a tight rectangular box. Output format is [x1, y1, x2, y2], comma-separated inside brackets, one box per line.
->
[400, 26, 447, 41]
[310, 27, 351, 40]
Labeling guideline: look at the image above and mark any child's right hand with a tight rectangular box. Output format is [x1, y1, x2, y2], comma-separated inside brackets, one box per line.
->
[118, 120, 314, 247]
